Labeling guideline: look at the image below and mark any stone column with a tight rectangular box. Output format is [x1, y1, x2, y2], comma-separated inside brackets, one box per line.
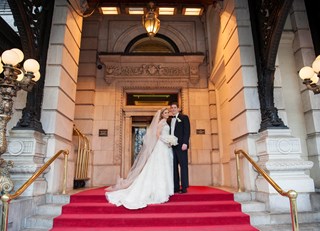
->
[291, 0, 320, 190]
[256, 129, 314, 212]
[4, 130, 47, 196]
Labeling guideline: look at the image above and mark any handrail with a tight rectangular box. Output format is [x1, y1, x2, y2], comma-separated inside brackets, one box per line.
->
[234, 149, 299, 231]
[0, 149, 69, 231]
[73, 125, 90, 188]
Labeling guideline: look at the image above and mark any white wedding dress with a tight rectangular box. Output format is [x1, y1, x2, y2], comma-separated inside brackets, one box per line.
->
[106, 123, 174, 209]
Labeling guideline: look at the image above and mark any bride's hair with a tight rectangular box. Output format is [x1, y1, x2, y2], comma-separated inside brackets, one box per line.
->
[160, 107, 168, 120]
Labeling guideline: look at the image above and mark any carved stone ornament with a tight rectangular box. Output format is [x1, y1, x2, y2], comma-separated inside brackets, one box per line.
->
[258, 159, 314, 171]
[105, 64, 189, 77]
[0, 158, 14, 194]
[99, 54, 204, 85]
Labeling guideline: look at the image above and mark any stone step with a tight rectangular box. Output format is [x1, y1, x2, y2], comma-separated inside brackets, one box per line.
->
[37, 203, 64, 216]
[234, 192, 254, 202]
[20, 229, 49, 231]
[46, 194, 70, 204]
[240, 201, 266, 213]
[22, 191, 320, 230]
[22, 194, 69, 230]
[25, 214, 55, 229]
[255, 223, 320, 231]
[247, 210, 320, 226]
[247, 211, 271, 226]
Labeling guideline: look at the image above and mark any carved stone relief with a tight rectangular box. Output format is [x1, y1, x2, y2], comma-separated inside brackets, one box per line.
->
[99, 54, 204, 85]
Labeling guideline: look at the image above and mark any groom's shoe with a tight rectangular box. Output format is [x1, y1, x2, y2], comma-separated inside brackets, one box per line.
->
[180, 188, 187, 194]
[174, 189, 180, 193]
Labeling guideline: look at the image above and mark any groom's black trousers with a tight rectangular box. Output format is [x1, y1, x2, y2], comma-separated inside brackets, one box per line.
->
[173, 147, 189, 190]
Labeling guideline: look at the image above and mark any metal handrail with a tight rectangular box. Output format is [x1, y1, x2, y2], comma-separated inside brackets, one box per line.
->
[0, 149, 69, 231]
[73, 125, 90, 184]
[234, 149, 299, 231]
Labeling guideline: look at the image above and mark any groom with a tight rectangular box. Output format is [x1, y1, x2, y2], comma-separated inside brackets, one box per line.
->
[169, 102, 190, 194]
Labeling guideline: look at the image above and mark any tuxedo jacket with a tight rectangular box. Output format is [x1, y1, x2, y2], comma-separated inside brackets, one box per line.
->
[169, 113, 190, 147]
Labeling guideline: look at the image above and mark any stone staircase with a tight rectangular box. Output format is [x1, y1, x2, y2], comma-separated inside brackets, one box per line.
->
[21, 193, 70, 231]
[235, 191, 320, 231]
[20, 190, 320, 231]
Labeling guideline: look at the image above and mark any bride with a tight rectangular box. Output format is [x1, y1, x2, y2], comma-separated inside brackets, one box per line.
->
[106, 108, 178, 210]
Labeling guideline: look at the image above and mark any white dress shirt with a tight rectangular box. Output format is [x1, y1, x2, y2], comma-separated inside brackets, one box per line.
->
[170, 113, 179, 135]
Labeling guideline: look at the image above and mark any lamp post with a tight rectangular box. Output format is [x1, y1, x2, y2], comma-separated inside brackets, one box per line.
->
[142, 2, 160, 37]
[298, 56, 320, 94]
[0, 48, 41, 194]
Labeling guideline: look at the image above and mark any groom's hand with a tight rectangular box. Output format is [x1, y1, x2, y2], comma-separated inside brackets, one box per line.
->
[181, 144, 188, 151]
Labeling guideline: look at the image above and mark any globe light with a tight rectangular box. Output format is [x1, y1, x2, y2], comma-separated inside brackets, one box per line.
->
[32, 71, 41, 82]
[0, 62, 3, 74]
[11, 48, 24, 64]
[312, 59, 320, 73]
[1, 50, 20, 66]
[298, 66, 314, 80]
[310, 74, 319, 84]
[23, 59, 40, 73]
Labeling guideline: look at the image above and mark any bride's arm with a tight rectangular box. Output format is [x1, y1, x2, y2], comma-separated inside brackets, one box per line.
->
[156, 119, 166, 139]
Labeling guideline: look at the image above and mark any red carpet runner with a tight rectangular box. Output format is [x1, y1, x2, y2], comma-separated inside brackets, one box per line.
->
[50, 186, 258, 231]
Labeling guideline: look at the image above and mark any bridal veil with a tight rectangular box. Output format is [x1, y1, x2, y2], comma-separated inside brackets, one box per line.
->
[107, 109, 163, 191]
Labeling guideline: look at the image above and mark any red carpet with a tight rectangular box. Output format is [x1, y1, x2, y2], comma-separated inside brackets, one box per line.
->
[50, 186, 258, 231]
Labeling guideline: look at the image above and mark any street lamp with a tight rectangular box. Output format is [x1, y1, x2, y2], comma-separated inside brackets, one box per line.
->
[142, 2, 160, 37]
[0, 48, 41, 194]
[298, 56, 320, 94]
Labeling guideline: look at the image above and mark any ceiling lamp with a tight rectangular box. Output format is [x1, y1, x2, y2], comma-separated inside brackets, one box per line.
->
[159, 7, 175, 15]
[100, 7, 119, 15]
[182, 8, 203, 16]
[142, 2, 160, 37]
[128, 7, 144, 15]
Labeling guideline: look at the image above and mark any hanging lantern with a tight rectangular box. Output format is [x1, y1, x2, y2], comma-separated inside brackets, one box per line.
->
[142, 2, 160, 37]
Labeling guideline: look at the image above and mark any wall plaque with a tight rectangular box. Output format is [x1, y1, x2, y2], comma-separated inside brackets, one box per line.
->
[99, 129, 108, 137]
[196, 129, 205, 134]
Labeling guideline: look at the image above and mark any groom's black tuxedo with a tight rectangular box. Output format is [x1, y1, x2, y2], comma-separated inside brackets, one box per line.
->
[169, 114, 190, 148]
[169, 113, 190, 192]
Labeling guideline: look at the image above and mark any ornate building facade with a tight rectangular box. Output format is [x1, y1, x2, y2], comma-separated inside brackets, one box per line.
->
[0, 0, 319, 230]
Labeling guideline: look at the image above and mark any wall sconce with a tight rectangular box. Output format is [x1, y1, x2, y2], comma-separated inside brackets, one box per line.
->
[142, 2, 160, 37]
[298, 56, 320, 94]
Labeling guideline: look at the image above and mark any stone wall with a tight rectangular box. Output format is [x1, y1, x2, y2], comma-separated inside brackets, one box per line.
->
[42, 0, 83, 193]
[207, 0, 260, 189]
[75, 10, 215, 187]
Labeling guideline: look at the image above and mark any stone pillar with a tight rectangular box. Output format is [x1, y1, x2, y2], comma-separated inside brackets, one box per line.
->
[291, 1, 320, 190]
[256, 129, 314, 212]
[4, 130, 47, 196]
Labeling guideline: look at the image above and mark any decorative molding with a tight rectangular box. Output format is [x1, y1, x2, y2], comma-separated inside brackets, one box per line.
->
[267, 138, 301, 154]
[258, 160, 314, 171]
[109, 22, 194, 53]
[99, 54, 204, 85]
[113, 80, 190, 168]
[7, 141, 24, 156]
[11, 165, 49, 174]
[105, 64, 190, 77]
